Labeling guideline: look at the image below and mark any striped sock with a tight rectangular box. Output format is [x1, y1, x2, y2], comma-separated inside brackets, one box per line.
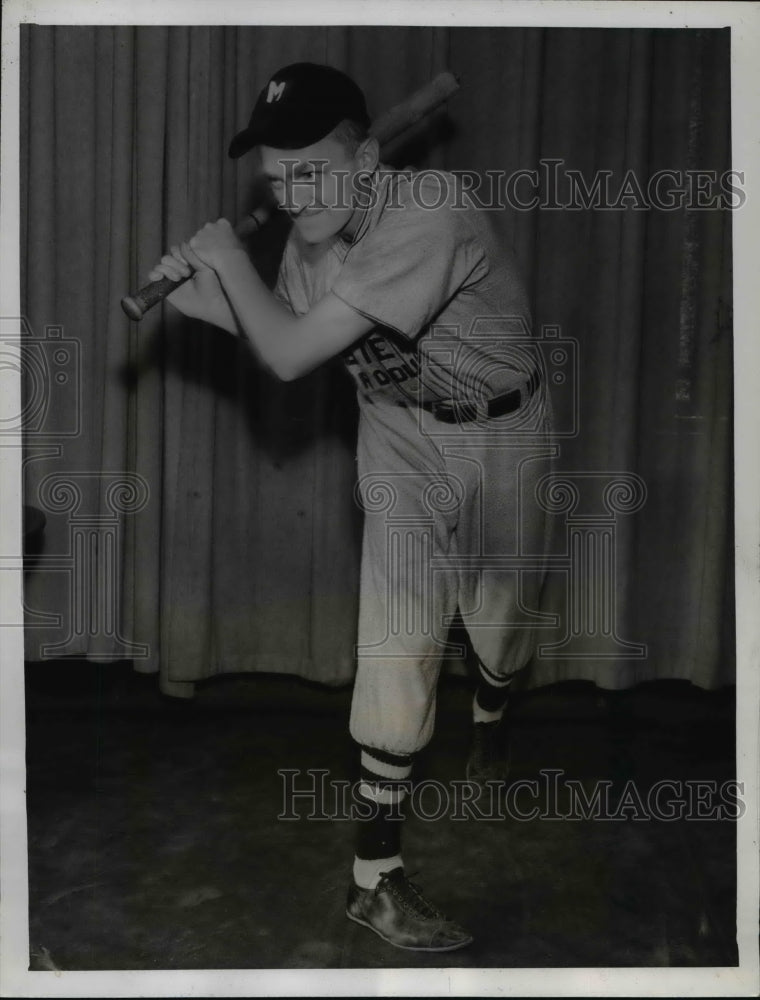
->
[353, 746, 413, 890]
[473, 661, 514, 722]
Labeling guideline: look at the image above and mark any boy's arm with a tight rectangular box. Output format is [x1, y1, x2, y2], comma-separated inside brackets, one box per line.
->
[187, 219, 376, 381]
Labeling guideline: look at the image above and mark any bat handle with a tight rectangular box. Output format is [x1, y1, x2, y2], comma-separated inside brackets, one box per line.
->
[121, 209, 268, 321]
[121, 274, 187, 321]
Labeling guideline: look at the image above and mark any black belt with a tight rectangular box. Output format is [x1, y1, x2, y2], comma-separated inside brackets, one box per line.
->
[418, 369, 541, 425]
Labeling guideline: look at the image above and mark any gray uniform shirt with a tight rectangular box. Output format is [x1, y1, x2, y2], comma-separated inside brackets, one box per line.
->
[275, 167, 536, 407]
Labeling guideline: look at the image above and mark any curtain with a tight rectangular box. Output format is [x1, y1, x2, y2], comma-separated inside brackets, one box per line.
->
[20, 25, 733, 695]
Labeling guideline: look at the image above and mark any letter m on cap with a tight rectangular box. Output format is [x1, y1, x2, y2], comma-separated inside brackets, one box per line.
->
[267, 80, 286, 103]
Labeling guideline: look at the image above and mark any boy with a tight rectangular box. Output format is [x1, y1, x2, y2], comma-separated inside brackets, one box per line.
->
[149, 62, 552, 952]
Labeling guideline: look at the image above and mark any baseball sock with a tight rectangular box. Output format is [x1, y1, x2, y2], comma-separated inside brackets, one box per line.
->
[473, 661, 514, 723]
[353, 745, 412, 890]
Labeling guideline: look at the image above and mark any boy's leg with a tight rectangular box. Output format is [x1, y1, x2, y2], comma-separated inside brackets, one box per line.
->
[346, 402, 471, 950]
[347, 742, 472, 952]
[450, 419, 555, 782]
[350, 401, 461, 755]
[352, 745, 409, 889]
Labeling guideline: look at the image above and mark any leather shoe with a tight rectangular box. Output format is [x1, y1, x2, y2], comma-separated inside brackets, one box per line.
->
[346, 867, 473, 951]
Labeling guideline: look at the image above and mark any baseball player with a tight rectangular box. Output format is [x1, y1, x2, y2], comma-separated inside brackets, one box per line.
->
[148, 63, 552, 952]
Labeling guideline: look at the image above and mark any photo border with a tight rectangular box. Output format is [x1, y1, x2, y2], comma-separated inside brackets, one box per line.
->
[1, 2, 758, 996]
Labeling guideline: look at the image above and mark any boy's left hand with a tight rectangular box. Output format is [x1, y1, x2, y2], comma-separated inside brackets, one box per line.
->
[187, 218, 246, 271]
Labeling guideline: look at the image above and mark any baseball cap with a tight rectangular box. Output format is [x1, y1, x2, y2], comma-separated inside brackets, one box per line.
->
[228, 62, 370, 158]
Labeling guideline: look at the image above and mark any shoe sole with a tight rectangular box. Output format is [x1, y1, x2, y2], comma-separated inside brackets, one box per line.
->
[346, 909, 474, 952]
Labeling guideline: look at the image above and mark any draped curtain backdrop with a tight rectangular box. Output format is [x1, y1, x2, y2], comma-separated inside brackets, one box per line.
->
[20, 26, 734, 696]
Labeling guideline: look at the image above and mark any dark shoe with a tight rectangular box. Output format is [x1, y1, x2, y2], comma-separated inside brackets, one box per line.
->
[346, 867, 473, 952]
[466, 720, 509, 785]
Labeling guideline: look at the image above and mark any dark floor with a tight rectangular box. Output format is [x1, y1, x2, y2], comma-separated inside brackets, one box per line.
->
[24, 662, 737, 971]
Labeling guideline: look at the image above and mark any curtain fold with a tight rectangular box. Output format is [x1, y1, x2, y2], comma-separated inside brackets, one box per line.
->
[20, 25, 733, 694]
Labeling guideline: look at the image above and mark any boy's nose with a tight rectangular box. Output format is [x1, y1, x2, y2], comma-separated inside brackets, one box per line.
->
[287, 183, 320, 215]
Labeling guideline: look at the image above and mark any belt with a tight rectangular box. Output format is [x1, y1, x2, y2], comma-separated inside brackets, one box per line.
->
[418, 369, 542, 425]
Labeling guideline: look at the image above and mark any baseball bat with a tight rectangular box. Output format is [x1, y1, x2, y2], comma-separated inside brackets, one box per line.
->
[121, 71, 460, 321]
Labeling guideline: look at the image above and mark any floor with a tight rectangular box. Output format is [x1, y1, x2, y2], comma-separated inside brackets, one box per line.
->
[24, 662, 737, 971]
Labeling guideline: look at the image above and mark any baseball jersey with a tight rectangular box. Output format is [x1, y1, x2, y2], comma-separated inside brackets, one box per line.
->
[274, 167, 535, 407]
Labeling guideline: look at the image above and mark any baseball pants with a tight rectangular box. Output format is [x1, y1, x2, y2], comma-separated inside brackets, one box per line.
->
[349, 391, 554, 755]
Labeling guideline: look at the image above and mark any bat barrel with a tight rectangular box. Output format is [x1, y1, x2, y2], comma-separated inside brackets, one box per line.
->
[370, 71, 459, 145]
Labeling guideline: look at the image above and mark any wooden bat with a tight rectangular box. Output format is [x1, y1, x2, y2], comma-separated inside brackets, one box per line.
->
[121, 71, 460, 321]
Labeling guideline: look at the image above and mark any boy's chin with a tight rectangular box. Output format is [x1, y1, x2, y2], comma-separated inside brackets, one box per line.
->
[298, 229, 331, 245]
[295, 213, 354, 245]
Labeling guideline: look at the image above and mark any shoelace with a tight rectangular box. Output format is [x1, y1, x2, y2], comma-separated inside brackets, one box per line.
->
[376, 870, 446, 921]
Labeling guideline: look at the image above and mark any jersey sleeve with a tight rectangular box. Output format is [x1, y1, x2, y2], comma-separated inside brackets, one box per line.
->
[330, 198, 489, 340]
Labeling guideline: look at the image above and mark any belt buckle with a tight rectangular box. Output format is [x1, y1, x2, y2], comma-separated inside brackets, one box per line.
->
[488, 369, 542, 418]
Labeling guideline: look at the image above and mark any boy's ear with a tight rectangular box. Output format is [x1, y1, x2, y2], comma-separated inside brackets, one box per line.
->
[357, 136, 380, 172]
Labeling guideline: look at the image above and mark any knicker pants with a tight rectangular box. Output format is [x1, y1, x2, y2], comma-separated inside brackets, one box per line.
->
[350, 392, 555, 755]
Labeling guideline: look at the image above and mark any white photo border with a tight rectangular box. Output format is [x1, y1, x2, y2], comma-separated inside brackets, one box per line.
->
[1, 2, 758, 997]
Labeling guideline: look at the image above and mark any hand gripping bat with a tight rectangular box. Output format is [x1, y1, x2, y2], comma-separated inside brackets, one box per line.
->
[121, 71, 460, 321]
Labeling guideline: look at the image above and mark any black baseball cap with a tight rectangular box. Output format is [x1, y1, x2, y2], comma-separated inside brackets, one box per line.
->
[228, 62, 370, 158]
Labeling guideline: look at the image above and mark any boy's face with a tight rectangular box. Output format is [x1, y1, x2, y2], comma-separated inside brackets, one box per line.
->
[258, 132, 373, 245]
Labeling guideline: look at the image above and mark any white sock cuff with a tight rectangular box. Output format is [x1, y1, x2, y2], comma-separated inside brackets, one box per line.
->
[353, 855, 404, 890]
